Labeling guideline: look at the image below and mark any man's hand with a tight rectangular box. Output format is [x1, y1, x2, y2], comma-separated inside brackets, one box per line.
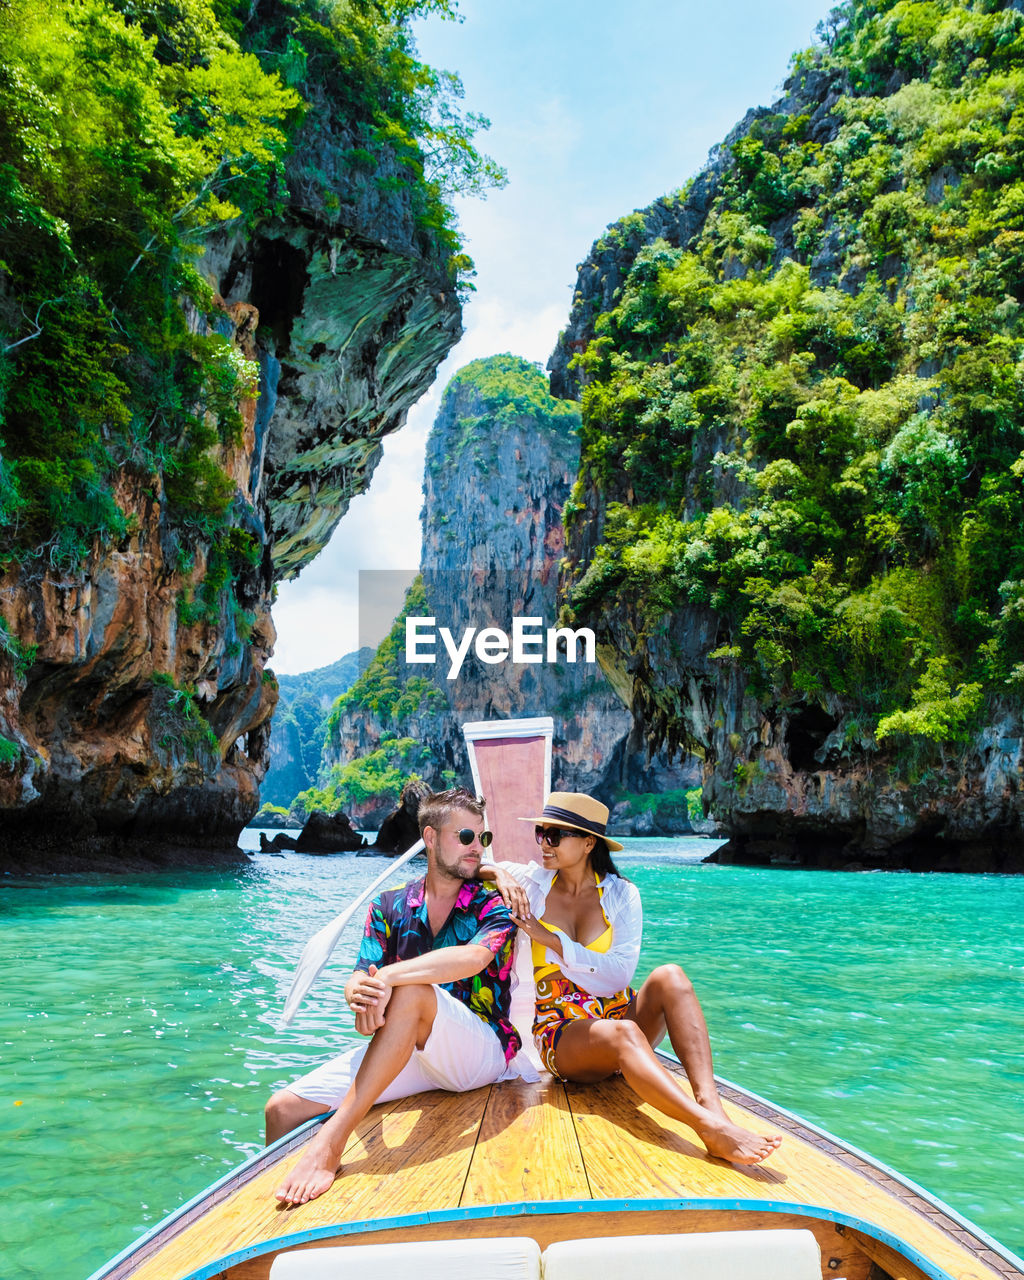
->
[345, 963, 392, 1036]
[354, 1002, 388, 1035]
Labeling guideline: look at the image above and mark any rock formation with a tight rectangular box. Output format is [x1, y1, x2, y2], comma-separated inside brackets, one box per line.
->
[0, 56, 461, 866]
[322, 355, 698, 813]
[373, 779, 430, 854]
[550, 8, 1024, 871]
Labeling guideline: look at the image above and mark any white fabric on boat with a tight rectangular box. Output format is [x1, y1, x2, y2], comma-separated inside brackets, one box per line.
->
[279, 838, 424, 1025]
[270, 1237, 542, 1280]
[541, 1230, 822, 1280]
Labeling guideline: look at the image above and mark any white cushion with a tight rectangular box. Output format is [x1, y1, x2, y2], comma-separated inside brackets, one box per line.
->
[269, 1237, 542, 1280]
[540, 1229, 822, 1280]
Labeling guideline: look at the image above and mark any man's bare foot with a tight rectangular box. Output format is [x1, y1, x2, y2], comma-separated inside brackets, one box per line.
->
[275, 1147, 339, 1206]
[699, 1117, 782, 1165]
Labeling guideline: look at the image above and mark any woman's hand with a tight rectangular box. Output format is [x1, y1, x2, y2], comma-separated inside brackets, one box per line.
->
[492, 866, 532, 921]
[513, 914, 564, 957]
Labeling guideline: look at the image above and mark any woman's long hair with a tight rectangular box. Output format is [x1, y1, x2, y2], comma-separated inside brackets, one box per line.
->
[589, 835, 625, 880]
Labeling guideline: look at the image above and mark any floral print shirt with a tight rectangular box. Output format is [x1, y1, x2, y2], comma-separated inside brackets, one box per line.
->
[354, 876, 521, 1063]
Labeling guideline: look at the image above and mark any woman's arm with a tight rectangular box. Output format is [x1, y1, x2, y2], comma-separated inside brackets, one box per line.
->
[477, 860, 534, 920]
[513, 912, 565, 956]
[538, 878, 643, 997]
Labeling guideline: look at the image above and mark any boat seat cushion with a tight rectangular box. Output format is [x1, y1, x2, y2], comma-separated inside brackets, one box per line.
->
[269, 1236, 542, 1280]
[541, 1229, 822, 1280]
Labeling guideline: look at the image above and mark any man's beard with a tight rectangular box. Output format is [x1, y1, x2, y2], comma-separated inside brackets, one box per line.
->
[433, 849, 475, 882]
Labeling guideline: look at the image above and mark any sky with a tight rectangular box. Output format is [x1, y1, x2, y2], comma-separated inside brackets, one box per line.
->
[270, 0, 831, 673]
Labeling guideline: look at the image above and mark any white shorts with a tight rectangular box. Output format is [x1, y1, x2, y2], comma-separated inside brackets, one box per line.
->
[287, 985, 508, 1107]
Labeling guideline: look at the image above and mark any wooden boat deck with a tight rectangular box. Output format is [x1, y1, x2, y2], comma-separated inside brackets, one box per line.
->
[104, 1059, 1023, 1280]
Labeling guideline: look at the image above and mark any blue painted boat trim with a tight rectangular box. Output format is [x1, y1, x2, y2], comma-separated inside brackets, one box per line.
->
[714, 1071, 1024, 1274]
[164, 1197, 959, 1280]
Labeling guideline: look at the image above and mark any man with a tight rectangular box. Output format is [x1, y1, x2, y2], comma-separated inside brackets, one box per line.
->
[266, 787, 521, 1206]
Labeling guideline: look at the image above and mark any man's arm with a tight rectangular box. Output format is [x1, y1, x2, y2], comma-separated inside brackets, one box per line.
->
[369, 943, 495, 992]
[345, 943, 495, 1034]
[346, 888, 516, 1031]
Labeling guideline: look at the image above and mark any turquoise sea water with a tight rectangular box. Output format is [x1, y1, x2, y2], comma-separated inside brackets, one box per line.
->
[2, 835, 1023, 1280]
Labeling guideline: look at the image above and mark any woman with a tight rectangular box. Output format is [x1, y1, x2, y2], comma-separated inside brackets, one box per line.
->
[482, 791, 781, 1166]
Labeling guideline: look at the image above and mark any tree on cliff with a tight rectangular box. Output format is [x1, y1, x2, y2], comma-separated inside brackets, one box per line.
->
[0, 0, 506, 853]
[550, 0, 1024, 865]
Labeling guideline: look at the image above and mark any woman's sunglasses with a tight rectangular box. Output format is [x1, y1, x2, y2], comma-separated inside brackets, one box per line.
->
[535, 826, 582, 848]
[446, 827, 493, 847]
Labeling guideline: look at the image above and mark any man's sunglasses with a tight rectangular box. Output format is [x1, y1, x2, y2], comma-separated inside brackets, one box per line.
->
[535, 826, 583, 848]
[446, 827, 493, 847]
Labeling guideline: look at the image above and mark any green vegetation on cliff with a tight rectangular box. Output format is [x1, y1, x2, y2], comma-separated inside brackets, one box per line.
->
[1, 0, 292, 565]
[292, 733, 430, 820]
[326, 575, 447, 734]
[436, 353, 581, 466]
[302, 577, 446, 816]
[151, 671, 219, 759]
[425, 354, 581, 549]
[0, 0, 501, 570]
[567, 0, 1024, 749]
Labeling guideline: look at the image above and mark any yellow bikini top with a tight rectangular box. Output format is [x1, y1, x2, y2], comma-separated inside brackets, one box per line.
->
[532, 872, 612, 974]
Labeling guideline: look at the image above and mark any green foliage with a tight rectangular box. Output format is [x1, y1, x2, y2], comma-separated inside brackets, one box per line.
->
[617, 786, 705, 826]
[292, 736, 427, 819]
[568, 0, 1024, 746]
[151, 671, 218, 758]
[0, 734, 22, 766]
[226, 0, 504, 277]
[732, 760, 766, 792]
[876, 656, 984, 742]
[0, 614, 37, 678]
[255, 801, 290, 818]
[0, 0, 298, 564]
[327, 576, 447, 732]
[177, 523, 260, 625]
[438, 354, 580, 468]
[449, 353, 580, 424]
[0, 0, 501, 570]
[686, 786, 704, 823]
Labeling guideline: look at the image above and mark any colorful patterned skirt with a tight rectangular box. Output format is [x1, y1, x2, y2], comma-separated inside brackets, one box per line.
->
[532, 968, 637, 1079]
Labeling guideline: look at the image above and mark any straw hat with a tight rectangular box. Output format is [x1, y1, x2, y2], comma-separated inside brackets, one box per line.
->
[519, 791, 624, 852]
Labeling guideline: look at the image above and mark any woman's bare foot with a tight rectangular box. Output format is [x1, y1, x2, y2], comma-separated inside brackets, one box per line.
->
[275, 1146, 339, 1205]
[693, 1089, 730, 1121]
[699, 1117, 782, 1165]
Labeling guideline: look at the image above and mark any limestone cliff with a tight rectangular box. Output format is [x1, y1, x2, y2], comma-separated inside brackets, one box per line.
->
[321, 355, 697, 816]
[551, 3, 1024, 871]
[0, 14, 462, 864]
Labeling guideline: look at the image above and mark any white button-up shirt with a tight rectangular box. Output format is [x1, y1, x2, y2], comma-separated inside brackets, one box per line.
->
[489, 860, 643, 998]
